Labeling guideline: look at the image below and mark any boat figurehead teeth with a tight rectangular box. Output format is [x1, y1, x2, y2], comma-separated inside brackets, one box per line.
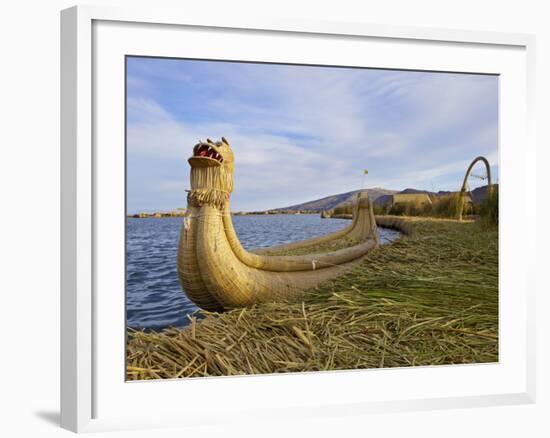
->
[191, 137, 232, 165]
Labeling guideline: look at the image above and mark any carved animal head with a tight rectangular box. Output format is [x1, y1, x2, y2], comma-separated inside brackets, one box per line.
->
[187, 137, 235, 209]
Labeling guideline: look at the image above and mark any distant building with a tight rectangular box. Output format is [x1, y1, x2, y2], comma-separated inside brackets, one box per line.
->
[391, 193, 432, 207]
[167, 208, 187, 217]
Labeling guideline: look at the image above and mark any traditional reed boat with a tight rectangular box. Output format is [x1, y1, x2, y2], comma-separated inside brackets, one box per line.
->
[177, 138, 380, 311]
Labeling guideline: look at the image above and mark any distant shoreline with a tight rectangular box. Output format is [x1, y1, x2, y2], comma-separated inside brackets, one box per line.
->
[127, 210, 322, 218]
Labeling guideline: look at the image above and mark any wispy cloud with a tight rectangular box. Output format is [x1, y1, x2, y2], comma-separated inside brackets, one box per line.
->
[126, 58, 498, 212]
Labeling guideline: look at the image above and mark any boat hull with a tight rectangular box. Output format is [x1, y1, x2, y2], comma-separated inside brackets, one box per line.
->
[177, 192, 380, 311]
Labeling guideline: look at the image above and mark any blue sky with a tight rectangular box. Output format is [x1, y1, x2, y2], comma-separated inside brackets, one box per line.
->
[126, 57, 498, 213]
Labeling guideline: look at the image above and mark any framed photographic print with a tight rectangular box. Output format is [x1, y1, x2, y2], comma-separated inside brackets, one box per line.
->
[61, 5, 536, 433]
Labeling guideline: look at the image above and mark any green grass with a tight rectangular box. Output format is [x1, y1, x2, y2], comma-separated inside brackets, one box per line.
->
[127, 217, 498, 380]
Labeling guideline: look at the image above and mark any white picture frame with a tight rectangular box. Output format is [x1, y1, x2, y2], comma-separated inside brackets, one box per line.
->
[60, 4, 536, 433]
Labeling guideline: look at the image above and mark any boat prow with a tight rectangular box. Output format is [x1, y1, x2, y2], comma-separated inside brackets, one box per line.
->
[177, 138, 380, 311]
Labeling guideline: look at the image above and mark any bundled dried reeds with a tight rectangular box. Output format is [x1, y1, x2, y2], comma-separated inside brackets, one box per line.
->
[178, 191, 379, 311]
[128, 217, 498, 380]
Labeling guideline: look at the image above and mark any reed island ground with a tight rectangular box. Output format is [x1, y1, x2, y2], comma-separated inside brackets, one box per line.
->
[127, 216, 498, 380]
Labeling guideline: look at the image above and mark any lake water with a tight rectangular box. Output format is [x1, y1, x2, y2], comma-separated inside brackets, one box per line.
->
[126, 214, 400, 330]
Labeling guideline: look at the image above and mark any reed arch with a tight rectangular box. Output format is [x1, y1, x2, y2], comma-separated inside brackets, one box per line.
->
[458, 156, 493, 220]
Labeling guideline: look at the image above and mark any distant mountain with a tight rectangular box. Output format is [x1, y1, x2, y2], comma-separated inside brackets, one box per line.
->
[275, 188, 397, 212]
[470, 184, 498, 204]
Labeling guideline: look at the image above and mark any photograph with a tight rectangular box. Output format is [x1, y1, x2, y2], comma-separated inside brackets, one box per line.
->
[125, 56, 499, 380]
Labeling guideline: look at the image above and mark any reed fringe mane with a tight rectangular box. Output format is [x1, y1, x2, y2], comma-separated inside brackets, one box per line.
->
[188, 165, 233, 208]
[187, 189, 228, 210]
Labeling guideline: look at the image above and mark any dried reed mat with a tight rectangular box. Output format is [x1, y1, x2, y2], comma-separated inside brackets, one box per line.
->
[128, 216, 498, 380]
